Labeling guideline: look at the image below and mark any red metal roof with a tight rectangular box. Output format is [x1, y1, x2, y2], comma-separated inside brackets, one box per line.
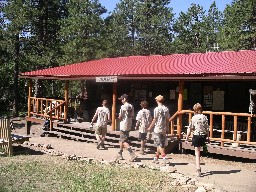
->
[20, 50, 256, 80]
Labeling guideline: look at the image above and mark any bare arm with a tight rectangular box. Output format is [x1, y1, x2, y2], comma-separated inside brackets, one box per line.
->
[91, 109, 98, 124]
[186, 121, 193, 140]
[147, 118, 156, 132]
[185, 127, 192, 141]
[135, 121, 140, 130]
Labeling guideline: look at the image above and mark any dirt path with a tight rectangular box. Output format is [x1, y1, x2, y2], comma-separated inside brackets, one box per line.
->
[12, 120, 256, 192]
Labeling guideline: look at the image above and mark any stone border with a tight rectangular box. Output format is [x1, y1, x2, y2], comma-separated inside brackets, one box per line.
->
[18, 141, 224, 192]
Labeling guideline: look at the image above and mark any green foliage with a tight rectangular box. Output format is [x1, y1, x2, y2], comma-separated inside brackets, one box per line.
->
[219, 0, 256, 50]
[105, 0, 174, 56]
[173, 4, 207, 53]
[0, 0, 255, 115]
[59, 0, 107, 64]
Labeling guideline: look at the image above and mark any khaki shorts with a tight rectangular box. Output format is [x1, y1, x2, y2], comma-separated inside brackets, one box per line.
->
[153, 133, 166, 148]
[139, 132, 147, 141]
[120, 131, 130, 143]
[95, 125, 107, 136]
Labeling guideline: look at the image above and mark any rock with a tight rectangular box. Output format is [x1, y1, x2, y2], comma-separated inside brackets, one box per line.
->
[133, 163, 144, 169]
[86, 158, 95, 164]
[147, 165, 159, 170]
[195, 186, 206, 192]
[45, 144, 52, 149]
[187, 178, 197, 185]
[178, 178, 189, 185]
[170, 172, 184, 179]
[170, 180, 180, 186]
[160, 166, 177, 173]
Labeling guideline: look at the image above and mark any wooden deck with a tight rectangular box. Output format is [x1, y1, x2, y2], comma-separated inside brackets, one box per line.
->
[181, 140, 256, 160]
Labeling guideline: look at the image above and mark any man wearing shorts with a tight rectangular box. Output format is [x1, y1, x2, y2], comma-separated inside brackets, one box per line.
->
[91, 100, 110, 149]
[148, 95, 170, 165]
[117, 94, 137, 162]
[135, 101, 152, 155]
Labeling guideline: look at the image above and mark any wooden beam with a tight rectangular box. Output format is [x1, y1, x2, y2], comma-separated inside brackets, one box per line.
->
[177, 80, 184, 139]
[209, 113, 213, 138]
[111, 83, 117, 131]
[221, 115, 225, 147]
[247, 116, 251, 142]
[233, 116, 238, 141]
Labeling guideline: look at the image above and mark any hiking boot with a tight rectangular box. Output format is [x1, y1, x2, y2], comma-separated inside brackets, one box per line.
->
[116, 152, 124, 160]
[162, 157, 170, 165]
[129, 152, 138, 162]
[197, 168, 201, 177]
[96, 141, 102, 149]
[101, 143, 107, 150]
[152, 157, 159, 164]
[139, 149, 145, 155]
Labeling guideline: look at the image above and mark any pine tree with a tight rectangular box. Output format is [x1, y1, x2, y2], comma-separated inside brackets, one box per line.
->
[135, 0, 174, 55]
[104, 0, 138, 57]
[105, 0, 174, 57]
[204, 1, 223, 52]
[219, 0, 256, 50]
[173, 3, 206, 53]
[0, 0, 30, 116]
[59, 0, 107, 64]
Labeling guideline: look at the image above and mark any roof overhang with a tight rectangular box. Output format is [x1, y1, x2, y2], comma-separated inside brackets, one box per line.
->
[19, 73, 256, 81]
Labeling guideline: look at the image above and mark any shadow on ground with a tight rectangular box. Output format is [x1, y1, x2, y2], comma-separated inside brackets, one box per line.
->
[202, 169, 241, 177]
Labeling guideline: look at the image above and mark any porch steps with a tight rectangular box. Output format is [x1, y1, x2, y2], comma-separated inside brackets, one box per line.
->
[44, 124, 157, 151]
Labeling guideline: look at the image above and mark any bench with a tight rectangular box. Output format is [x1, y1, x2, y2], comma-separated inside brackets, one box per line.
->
[1, 118, 30, 156]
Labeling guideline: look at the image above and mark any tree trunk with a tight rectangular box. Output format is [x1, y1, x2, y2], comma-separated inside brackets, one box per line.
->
[12, 33, 19, 117]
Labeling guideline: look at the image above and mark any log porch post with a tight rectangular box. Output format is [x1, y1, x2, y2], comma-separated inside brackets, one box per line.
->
[177, 80, 184, 139]
[112, 83, 117, 131]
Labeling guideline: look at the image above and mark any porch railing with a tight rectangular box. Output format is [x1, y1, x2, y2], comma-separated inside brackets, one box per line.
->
[28, 97, 66, 121]
[169, 110, 256, 146]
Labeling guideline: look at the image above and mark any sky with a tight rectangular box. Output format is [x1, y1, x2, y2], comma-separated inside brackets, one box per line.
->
[99, 0, 234, 17]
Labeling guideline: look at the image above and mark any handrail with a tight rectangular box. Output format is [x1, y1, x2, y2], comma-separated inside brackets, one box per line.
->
[169, 109, 256, 146]
[170, 110, 256, 122]
[29, 97, 67, 121]
[46, 101, 66, 115]
[169, 111, 179, 122]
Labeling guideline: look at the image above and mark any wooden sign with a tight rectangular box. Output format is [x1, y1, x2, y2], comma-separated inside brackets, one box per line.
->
[96, 76, 117, 83]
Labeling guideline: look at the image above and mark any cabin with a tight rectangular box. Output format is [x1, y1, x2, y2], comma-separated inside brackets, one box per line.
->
[19, 50, 256, 159]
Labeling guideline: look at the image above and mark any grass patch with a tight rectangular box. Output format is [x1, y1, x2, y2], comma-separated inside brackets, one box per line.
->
[0, 155, 195, 192]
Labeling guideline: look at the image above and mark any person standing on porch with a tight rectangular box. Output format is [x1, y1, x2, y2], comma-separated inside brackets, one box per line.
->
[135, 101, 152, 155]
[148, 95, 170, 165]
[116, 94, 137, 162]
[91, 100, 110, 149]
[185, 103, 210, 177]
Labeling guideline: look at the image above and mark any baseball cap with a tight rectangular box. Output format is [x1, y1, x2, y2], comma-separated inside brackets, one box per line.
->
[155, 95, 164, 102]
[118, 94, 128, 100]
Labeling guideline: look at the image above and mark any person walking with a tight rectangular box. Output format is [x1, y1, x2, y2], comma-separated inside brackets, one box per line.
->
[135, 101, 152, 155]
[116, 94, 137, 162]
[185, 103, 210, 177]
[91, 100, 110, 149]
[148, 95, 170, 165]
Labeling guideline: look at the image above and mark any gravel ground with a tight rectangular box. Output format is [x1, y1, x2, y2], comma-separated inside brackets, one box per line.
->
[10, 118, 256, 192]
